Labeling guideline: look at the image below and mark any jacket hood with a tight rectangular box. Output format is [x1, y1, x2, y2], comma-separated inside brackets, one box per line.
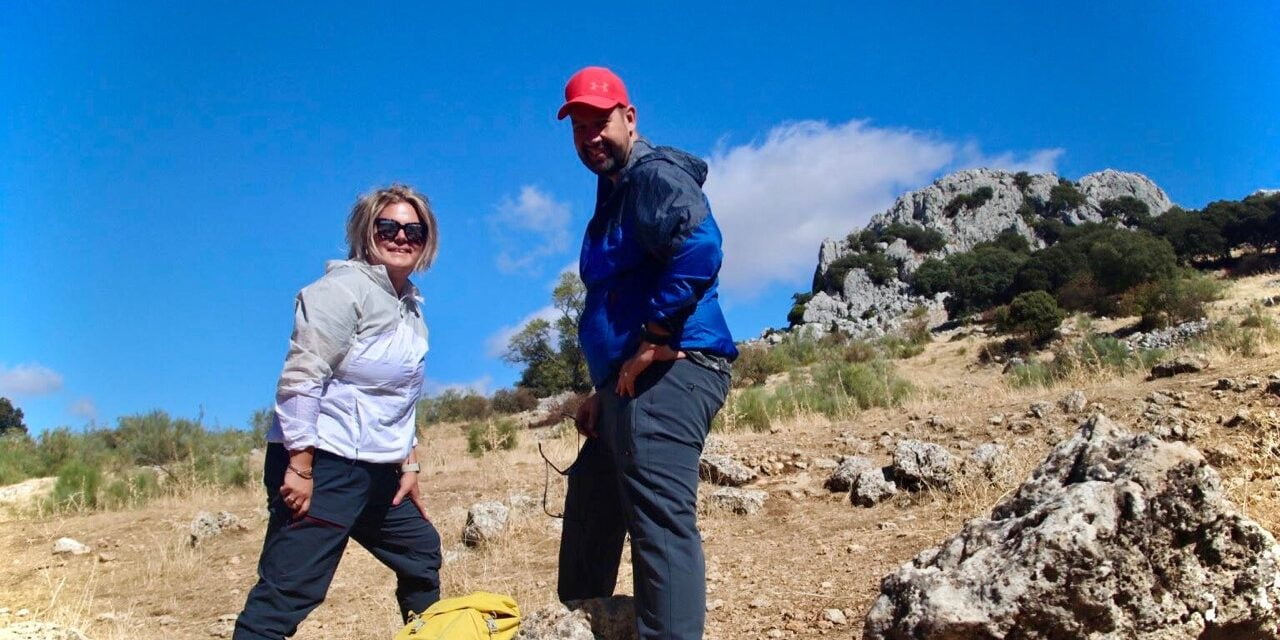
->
[631, 138, 708, 187]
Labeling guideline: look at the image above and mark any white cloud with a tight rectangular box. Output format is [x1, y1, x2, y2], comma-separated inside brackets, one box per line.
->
[424, 375, 494, 397]
[491, 185, 573, 274]
[68, 397, 97, 420]
[0, 363, 64, 397]
[703, 119, 1063, 298]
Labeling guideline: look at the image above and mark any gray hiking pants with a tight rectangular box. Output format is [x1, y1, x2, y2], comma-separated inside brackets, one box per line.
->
[558, 358, 730, 640]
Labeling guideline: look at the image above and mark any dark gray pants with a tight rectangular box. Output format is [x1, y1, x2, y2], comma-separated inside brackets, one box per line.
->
[234, 445, 441, 640]
[558, 359, 730, 640]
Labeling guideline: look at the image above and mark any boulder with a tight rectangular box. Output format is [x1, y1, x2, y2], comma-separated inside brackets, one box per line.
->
[698, 453, 758, 487]
[823, 456, 875, 492]
[863, 415, 1280, 639]
[1058, 389, 1087, 413]
[966, 443, 1010, 480]
[51, 538, 89, 556]
[850, 469, 897, 507]
[189, 511, 245, 547]
[461, 501, 509, 547]
[891, 441, 954, 491]
[1150, 353, 1210, 378]
[707, 488, 767, 515]
[516, 597, 636, 640]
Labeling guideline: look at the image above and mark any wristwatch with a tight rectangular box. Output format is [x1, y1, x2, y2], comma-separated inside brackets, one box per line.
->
[401, 462, 421, 474]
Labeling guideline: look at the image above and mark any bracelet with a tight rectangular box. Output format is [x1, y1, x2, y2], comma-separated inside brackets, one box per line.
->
[287, 464, 313, 480]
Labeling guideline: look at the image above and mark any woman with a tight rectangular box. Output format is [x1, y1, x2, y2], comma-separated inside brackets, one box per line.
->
[234, 185, 442, 640]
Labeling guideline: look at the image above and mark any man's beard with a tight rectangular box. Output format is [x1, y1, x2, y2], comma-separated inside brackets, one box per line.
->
[577, 140, 628, 177]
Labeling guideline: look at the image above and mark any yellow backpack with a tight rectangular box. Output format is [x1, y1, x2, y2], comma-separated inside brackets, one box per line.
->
[394, 592, 520, 640]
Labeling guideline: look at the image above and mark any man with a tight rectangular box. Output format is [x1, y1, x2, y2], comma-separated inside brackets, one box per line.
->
[555, 66, 738, 640]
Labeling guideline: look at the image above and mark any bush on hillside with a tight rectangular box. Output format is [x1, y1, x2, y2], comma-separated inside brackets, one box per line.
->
[1124, 270, 1225, 329]
[943, 246, 1028, 317]
[1047, 179, 1086, 215]
[1033, 217, 1065, 243]
[824, 252, 897, 290]
[1087, 231, 1178, 294]
[787, 291, 813, 326]
[944, 186, 995, 217]
[995, 291, 1066, 344]
[466, 419, 518, 456]
[1013, 171, 1033, 191]
[911, 258, 955, 297]
[417, 390, 492, 426]
[1099, 196, 1151, 226]
[491, 387, 538, 414]
[881, 223, 947, 253]
[1144, 207, 1227, 263]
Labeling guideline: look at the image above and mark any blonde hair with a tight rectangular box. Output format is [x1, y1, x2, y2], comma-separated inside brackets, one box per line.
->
[345, 184, 439, 272]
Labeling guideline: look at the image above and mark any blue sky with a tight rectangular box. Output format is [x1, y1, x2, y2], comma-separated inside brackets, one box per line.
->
[2, 2, 1278, 433]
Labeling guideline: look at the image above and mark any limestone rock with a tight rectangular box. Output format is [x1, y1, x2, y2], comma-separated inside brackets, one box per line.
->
[1150, 353, 1210, 378]
[850, 469, 897, 507]
[517, 597, 636, 640]
[189, 511, 245, 547]
[823, 456, 875, 492]
[1058, 389, 1087, 413]
[51, 538, 89, 556]
[891, 441, 954, 491]
[864, 414, 1280, 639]
[708, 488, 767, 515]
[698, 453, 758, 487]
[461, 501, 509, 547]
[966, 443, 1010, 480]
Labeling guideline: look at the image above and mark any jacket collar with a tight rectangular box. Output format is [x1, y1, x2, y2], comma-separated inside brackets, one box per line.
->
[324, 259, 422, 303]
[595, 136, 656, 202]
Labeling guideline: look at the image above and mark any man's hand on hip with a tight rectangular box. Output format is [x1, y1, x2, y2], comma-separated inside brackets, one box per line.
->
[616, 342, 684, 398]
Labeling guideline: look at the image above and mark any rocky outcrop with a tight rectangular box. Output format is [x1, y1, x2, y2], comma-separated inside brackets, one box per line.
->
[792, 168, 1175, 337]
[863, 415, 1280, 639]
[461, 501, 509, 547]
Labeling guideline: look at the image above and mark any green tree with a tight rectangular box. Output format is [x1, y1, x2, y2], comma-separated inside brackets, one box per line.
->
[1145, 207, 1226, 263]
[0, 398, 26, 435]
[1099, 196, 1151, 226]
[504, 272, 589, 396]
[996, 291, 1066, 344]
[911, 258, 955, 297]
[1047, 179, 1086, 215]
[944, 246, 1027, 317]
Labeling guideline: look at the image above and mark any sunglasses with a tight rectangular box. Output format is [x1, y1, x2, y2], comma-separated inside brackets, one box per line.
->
[374, 218, 428, 245]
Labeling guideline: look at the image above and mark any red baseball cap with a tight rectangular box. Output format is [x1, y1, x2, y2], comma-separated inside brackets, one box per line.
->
[557, 66, 630, 120]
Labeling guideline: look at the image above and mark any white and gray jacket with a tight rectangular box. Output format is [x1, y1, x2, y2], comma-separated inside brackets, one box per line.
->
[267, 260, 428, 464]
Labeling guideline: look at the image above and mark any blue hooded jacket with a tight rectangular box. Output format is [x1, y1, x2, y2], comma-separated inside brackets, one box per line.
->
[578, 138, 738, 388]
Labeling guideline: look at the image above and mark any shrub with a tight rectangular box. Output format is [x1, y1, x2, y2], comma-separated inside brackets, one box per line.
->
[491, 387, 538, 414]
[1125, 271, 1225, 329]
[824, 252, 896, 290]
[787, 292, 813, 326]
[1099, 196, 1150, 226]
[977, 227, 1032, 255]
[51, 460, 102, 510]
[997, 291, 1066, 344]
[1144, 206, 1227, 263]
[732, 345, 790, 388]
[943, 246, 1028, 317]
[1006, 360, 1055, 388]
[911, 258, 955, 297]
[723, 387, 773, 432]
[0, 432, 38, 486]
[944, 186, 995, 217]
[846, 229, 880, 253]
[811, 360, 913, 411]
[418, 390, 492, 426]
[1047, 179, 1086, 214]
[466, 419, 518, 456]
[1055, 273, 1115, 315]
[1231, 253, 1276, 277]
[1033, 217, 1065, 243]
[882, 223, 947, 253]
[1087, 232, 1178, 294]
[1013, 171, 1033, 191]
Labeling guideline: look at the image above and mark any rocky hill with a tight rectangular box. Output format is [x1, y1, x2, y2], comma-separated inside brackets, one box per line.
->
[788, 168, 1175, 339]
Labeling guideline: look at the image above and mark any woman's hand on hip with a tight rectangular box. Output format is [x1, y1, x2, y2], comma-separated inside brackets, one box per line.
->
[393, 472, 430, 521]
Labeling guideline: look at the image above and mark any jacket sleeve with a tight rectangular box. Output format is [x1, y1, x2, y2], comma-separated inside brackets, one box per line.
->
[630, 164, 723, 335]
[274, 276, 360, 451]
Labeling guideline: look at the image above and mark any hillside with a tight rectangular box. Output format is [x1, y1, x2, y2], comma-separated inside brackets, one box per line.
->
[790, 168, 1175, 339]
[3, 270, 1280, 639]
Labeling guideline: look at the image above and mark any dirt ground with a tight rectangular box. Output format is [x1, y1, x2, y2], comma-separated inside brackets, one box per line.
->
[3, 275, 1279, 639]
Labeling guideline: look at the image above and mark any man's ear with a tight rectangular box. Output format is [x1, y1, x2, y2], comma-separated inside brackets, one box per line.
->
[624, 105, 638, 136]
